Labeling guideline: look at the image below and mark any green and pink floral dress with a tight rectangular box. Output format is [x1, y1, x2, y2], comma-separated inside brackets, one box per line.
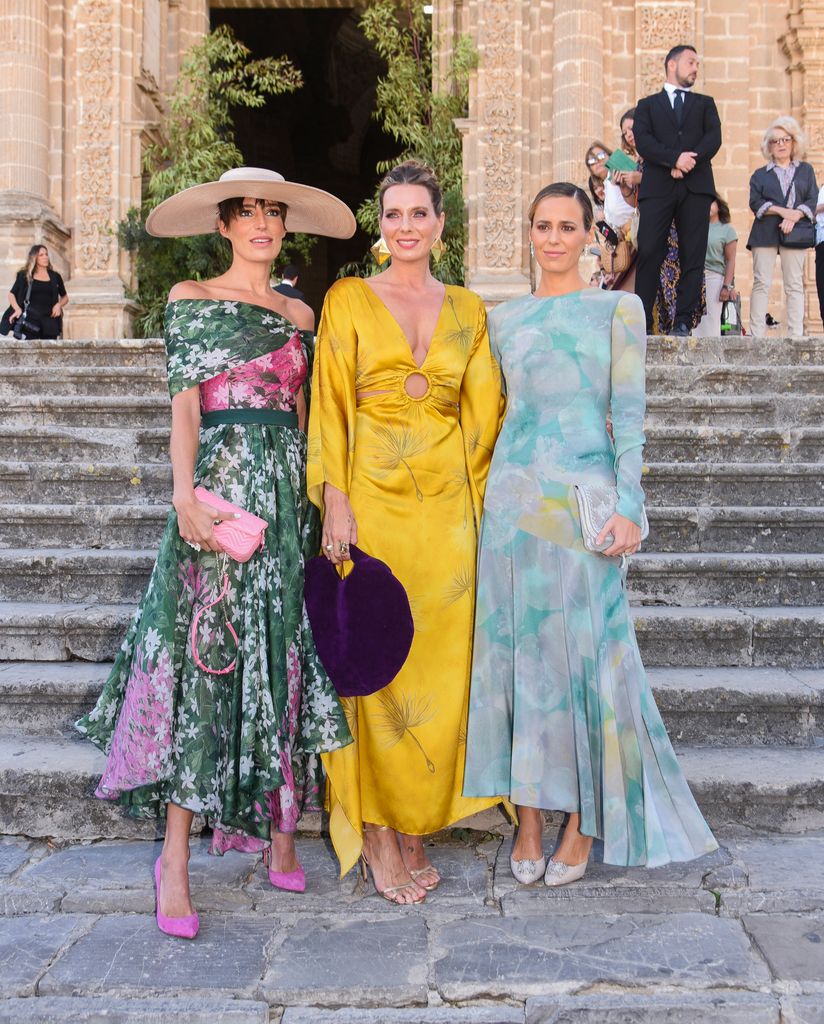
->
[76, 299, 350, 853]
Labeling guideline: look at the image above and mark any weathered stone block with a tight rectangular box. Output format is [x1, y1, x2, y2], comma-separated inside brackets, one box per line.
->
[0, 913, 90, 997]
[431, 912, 769, 1000]
[38, 913, 275, 997]
[525, 991, 779, 1023]
[0, 997, 270, 1022]
[260, 916, 428, 1007]
[743, 913, 824, 983]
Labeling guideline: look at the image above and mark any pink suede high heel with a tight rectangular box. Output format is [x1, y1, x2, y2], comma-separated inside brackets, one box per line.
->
[154, 857, 199, 939]
[263, 845, 305, 893]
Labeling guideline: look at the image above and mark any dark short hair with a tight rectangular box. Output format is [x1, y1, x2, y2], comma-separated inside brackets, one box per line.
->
[216, 197, 288, 227]
[665, 44, 697, 71]
[528, 182, 594, 231]
[282, 263, 299, 279]
[379, 159, 443, 217]
[713, 193, 731, 224]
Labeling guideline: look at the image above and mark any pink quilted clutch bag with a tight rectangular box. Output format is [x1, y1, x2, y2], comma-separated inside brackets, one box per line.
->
[193, 486, 268, 561]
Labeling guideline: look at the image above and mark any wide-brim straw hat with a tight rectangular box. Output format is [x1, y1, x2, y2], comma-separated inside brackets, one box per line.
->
[145, 167, 357, 239]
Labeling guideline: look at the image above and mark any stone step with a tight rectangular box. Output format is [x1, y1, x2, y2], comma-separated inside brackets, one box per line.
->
[2, 395, 170, 428]
[0, 461, 171, 503]
[653, 666, 824, 746]
[647, 333, 824, 365]
[3, 459, 822, 506]
[0, 548, 821, 608]
[3, 335, 822, 369]
[5, 424, 821, 467]
[644, 426, 824, 463]
[1, 600, 821, 667]
[649, 505, 824, 553]
[3, 502, 819, 555]
[646, 363, 824, 395]
[0, 425, 169, 463]
[627, 552, 824, 607]
[642, 462, 824, 506]
[7, 361, 824, 400]
[0, 503, 169, 549]
[0, 337, 164, 368]
[645, 393, 824, 427]
[3, 661, 820, 748]
[630, 605, 824, 669]
[674, 744, 824, 834]
[0, 365, 167, 398]
[5, 393, 823, 433]
[0, 731, 820, 839]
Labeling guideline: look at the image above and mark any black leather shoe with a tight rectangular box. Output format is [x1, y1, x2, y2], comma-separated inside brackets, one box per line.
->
[671, 322, 691, 336]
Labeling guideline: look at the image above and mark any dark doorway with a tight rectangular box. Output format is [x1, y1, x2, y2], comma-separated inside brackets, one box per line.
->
[210, 5, 400, 313]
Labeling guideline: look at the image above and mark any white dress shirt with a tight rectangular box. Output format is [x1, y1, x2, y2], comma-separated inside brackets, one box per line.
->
[663, 81, 692, 107]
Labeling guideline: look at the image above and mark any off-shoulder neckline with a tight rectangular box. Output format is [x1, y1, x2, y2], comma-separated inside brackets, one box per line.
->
[166, 297, 310, 334]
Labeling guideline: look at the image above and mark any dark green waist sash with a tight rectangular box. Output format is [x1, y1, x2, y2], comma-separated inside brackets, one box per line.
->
[201, 409, 298, 429]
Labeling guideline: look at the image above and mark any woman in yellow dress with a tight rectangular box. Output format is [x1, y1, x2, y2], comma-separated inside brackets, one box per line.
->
[307, 160, 504, 904]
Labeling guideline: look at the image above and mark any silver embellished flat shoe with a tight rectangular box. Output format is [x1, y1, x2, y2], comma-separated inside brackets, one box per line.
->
[510, 854, 547, 885]
[543, 856, 588, 887]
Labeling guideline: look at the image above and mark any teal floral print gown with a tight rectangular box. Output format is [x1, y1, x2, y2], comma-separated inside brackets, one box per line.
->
[463, 288, 717, 867]
[76, 300, 350, 853]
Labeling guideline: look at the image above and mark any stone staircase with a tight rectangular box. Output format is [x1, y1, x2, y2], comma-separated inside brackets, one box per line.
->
[0, 334, 822, 842]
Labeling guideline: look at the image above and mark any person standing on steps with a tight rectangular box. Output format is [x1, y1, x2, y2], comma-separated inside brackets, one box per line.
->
[633, 44, 722, 336]
[747, 116, 818, 339]
[274, 262, 305, 302]
[308, 159, 506, 906]
[76, 168, 355, 938]
[2, 245, 68, 339]
[463, 182, 718, 888]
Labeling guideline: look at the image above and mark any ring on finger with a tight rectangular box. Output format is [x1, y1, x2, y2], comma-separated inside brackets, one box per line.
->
[325, 543, 333, 551]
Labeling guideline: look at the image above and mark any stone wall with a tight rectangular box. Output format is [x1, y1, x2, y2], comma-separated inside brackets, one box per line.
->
[0, 0, 818, 334]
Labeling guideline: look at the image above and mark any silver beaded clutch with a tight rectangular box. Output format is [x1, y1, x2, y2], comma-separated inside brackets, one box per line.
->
[574, 483, 649, 553]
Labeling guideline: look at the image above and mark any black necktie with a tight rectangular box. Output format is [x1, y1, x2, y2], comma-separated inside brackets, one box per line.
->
[674, 89, 685, 125]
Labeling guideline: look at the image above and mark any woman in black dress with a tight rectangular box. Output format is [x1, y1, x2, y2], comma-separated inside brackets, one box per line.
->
[6, 245, 68, 338]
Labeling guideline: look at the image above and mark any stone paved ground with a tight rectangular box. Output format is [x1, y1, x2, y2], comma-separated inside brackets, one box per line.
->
[1, 826, 822, 1022]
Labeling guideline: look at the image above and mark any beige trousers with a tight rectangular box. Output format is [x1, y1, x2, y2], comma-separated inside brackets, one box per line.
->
[693, 269, 726, 338]
[749, 246, 807, 338]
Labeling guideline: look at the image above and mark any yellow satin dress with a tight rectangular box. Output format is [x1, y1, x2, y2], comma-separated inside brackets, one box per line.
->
[307, 276, 505, 876]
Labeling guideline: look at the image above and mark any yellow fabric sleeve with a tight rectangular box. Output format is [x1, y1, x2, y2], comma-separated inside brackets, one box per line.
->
[307, 280, 358, 516]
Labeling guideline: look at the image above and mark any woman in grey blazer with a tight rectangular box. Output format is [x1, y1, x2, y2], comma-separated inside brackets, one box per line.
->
[747, 116, 818, 337]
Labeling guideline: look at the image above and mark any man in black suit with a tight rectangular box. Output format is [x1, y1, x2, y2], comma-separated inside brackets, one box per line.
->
[633, 45, 722, 335]
[273, 263, 305, 302]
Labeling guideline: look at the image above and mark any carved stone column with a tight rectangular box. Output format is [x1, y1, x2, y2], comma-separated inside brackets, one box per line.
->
[0, 0, 70, 283]
[462, 0, 530, 304]
[551, 0, 604, 185]
[781, 0, 824, 332]
[63, 0, 139, 338]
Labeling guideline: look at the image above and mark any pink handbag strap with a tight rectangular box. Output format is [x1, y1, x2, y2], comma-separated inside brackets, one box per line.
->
[190, 571, 239, 676]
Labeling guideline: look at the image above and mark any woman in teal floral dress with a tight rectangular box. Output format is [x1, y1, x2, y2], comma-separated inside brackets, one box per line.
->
[77, 169, 355, 936]
[464, 183, 716, 886]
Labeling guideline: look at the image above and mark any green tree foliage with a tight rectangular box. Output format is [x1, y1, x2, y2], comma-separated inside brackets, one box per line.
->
[120, 25, 312, 336]
[341, 0, 477, 284]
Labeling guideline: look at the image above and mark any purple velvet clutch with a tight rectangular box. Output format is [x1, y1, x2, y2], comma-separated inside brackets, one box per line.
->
[304, 545, 414, 698]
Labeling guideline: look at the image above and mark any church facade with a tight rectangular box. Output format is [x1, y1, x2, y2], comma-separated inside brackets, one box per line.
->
[0, 0, 818, 335]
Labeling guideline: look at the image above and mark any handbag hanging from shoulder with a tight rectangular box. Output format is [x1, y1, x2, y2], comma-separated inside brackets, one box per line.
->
[574, 482, 649, 554]
[778, 169, 815, 250]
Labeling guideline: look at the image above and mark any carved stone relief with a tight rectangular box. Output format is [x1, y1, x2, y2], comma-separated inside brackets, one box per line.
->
[477, 0, 520, 270]
[75, 0, 115, 273]
[635, 2, 695, 100]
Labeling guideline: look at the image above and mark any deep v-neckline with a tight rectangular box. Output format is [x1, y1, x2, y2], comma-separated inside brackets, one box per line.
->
[360, 278, 449, 369]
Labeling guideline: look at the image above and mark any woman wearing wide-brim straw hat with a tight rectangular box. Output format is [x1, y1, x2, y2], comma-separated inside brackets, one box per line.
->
[77, 168, 356, 939]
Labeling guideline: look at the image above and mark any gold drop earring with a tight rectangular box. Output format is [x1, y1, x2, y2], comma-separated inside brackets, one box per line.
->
[370, 236, 391, 265]
[431, 237, 446, 263]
